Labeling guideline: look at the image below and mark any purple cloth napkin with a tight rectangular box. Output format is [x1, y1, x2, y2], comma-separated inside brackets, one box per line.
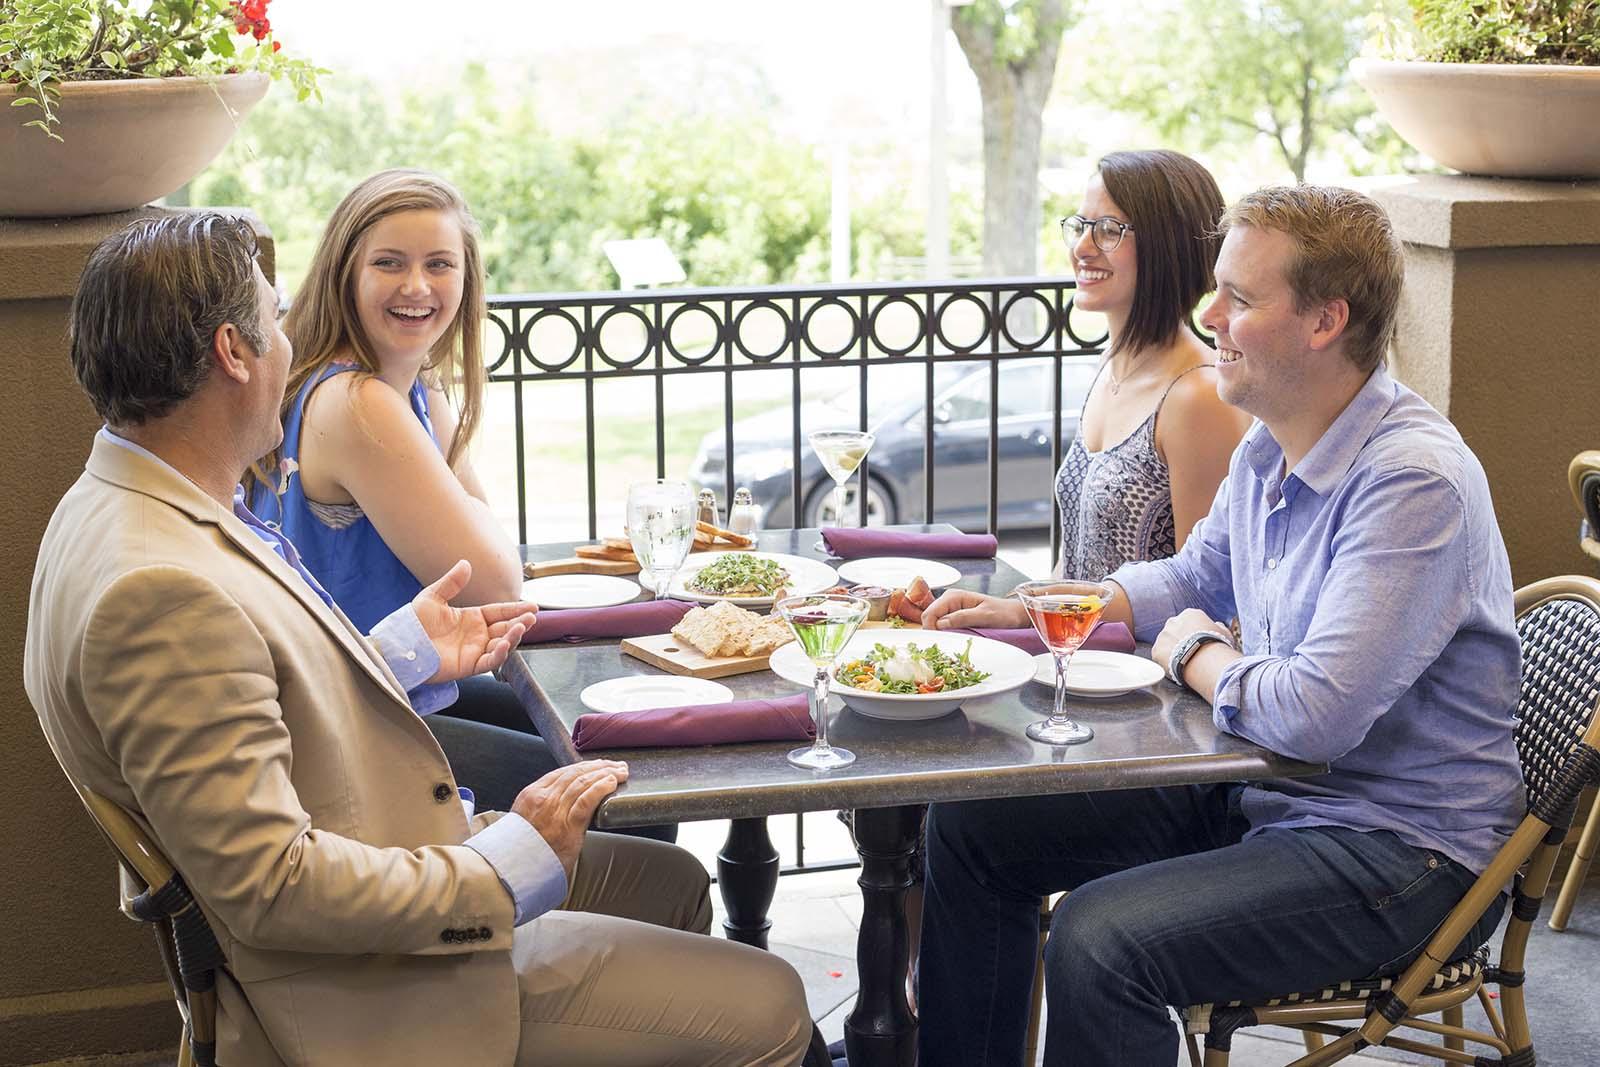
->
[525, 600, 692, 644]
[572, 693, 815, 752]
[957, 621, 1136, 656]
[821, 527, 998, 560]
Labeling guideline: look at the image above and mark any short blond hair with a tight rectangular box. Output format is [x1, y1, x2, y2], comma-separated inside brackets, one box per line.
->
[1220, 186, 1403, 374]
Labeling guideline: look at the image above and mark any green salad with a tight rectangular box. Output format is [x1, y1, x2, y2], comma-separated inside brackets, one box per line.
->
[686, 554, 790, 597]
[835, 640, 990, 695]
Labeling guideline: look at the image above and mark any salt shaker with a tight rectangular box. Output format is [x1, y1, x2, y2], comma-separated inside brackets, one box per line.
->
[696, 488, 722, 529]
[728, 486, 760, 536]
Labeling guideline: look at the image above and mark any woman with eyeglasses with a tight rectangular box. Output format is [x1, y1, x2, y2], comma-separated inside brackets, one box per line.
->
[1055, 149, 1251, 579]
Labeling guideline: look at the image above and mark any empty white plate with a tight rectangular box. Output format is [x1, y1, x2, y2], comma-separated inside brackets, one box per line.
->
[836, 557, 963, 591]
[1031, 650, 1165, 698]
[579, 676, 735, 715]
[522, 574, 640, 610]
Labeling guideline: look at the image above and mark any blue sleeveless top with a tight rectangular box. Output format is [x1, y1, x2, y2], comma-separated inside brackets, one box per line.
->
[250, 364, 438, 633]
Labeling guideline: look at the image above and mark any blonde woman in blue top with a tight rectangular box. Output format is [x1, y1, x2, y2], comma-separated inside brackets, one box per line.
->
[247, 171, 663, 832]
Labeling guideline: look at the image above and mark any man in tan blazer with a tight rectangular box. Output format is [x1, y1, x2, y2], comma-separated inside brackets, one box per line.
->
[25, 213, 812, 1066]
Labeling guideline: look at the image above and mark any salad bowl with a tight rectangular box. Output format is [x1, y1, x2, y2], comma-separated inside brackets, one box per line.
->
[769, 629, 1036, 721]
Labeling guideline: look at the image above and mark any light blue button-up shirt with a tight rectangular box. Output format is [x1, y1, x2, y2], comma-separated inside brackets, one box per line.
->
[1111, 368, 1524, 875]
[99, 428, 565, 923]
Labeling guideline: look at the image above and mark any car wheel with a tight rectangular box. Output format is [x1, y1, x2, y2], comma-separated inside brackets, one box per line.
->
[803, 476, 897, 528]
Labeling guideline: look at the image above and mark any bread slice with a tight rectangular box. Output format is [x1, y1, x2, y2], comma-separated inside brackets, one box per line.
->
[741, 612, 794, 657]
[671, 601, 760, 658]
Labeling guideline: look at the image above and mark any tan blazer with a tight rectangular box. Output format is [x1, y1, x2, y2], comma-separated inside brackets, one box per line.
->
[25, 437, 522, 1065]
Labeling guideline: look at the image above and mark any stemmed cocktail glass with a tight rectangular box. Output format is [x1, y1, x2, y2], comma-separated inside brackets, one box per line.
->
[1015, 579, 1115, 745]
[808, 429, 876, 554]
[777, 593, 869, 770]
[626, 479, 696, 600]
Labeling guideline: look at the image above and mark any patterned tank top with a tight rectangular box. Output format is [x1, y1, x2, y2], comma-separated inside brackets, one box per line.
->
[1054, 364, 1208, 580]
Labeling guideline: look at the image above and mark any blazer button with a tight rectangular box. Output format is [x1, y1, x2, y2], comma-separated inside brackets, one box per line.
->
[478, 926, 492, 940]
[433, 783, 453, 803]
[440, 929, 455, 944]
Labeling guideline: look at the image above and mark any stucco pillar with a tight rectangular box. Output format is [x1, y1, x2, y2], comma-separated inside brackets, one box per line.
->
[0, 208, 272, 1065]
[1363, 175, 1600, 587]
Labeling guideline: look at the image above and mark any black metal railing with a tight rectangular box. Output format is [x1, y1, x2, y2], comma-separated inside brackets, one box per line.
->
[486, 277, 1106, 564]
[486, 277, 1106, 873]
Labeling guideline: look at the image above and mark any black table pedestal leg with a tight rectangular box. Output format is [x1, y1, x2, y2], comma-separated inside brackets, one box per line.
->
[717, 816, 778, 948]
[845, 804, 923, 1067]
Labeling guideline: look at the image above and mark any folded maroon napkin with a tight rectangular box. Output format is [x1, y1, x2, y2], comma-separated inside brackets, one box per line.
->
[821, 527, 998, 559]
[525, 600, 692, 644]
[572, 694, 815, 752]
[956, 621, 1136, 656]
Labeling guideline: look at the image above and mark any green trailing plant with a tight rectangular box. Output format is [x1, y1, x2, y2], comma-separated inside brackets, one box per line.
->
[1, 0, 321, 140]
[1403, 0, 1600, 64]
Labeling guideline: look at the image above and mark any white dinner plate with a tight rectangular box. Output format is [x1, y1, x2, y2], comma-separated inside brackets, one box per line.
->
[769, 629, 1035, 721]
[578, 676, 735, 715]
[1031, 650, 1165, 697]
[640, 551, 838, 607]
[836, 557, 963, 591]
[522, 574, 640, 610]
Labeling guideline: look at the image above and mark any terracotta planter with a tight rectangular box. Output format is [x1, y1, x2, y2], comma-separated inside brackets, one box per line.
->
[0, 73, 269, 218]
[1352, 58, 1600, 179]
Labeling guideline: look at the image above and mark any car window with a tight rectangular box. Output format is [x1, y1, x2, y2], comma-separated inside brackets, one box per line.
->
[937, 357, 1099, 423]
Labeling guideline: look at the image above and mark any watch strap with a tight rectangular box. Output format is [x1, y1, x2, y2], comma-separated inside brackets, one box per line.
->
[1168, 630, 1231, 687]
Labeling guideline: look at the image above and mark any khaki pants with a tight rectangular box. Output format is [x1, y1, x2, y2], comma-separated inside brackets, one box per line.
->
[513, 832, 811, 1066]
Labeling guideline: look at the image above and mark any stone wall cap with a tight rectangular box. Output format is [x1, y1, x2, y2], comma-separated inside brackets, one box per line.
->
[0, 207, 271, 302]
[1352, 173, 1600, 250]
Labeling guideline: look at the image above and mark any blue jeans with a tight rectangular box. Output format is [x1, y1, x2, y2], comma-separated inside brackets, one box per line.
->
[916, 785, 1503, 1067]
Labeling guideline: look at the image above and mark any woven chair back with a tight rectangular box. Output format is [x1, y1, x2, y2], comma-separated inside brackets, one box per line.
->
[1514, 595, 1600, 814]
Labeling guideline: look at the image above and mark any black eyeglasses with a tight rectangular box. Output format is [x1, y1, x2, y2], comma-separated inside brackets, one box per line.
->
[1060, 215, 1134, 254]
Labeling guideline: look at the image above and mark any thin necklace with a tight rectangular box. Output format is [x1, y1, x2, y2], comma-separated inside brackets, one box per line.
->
[1105, 356, 1141, 396]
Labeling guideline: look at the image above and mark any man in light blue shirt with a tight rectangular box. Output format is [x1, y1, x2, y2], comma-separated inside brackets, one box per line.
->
[916, 186, 1523, 1067]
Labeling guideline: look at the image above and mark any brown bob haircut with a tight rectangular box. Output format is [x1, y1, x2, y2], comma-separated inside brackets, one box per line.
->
[1095, 149, 1225, 357]
[70, 212, 267, 427]
[1219, 185, 1403, 374]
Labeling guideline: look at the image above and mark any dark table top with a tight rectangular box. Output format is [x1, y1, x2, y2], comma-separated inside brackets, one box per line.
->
[506, 526, 1324, 827]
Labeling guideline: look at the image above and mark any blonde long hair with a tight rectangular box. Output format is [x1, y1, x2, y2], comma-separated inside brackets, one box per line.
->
[249, 168, 487, 497]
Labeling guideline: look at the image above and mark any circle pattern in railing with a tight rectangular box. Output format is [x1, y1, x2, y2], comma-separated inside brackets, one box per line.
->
[593, 305, 656, 370]
[998, 289, 1056, 351]
[663, 303, 722, 365]
[484, 281, 1100, 379]
[866, 294, 927, 358]
[933, 291, 992, 354]
[730, 299, 793, 363]
[800, 297, 861, 359]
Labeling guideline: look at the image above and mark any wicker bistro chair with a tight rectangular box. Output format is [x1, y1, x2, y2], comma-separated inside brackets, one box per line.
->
[1570, 452, 1600, 565]
[73, 785, 225, 1067]
[1181, 575, 1600, 1067]
[1551, 454, 1600, 931]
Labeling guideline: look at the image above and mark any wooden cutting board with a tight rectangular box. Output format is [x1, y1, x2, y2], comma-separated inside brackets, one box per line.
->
[524, 557, 641, 579]
[620, 632, 772, 678]
[619, 620, 903, 679]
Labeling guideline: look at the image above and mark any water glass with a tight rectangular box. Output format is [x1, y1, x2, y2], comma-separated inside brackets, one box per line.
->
[626, 479, 696, 600]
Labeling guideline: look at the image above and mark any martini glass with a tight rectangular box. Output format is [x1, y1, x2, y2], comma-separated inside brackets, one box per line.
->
[1014, 579, 1115, 745]
[808, 428, 876, 554]
[777, 593, 870, 770]
[626, 479, 696, 600]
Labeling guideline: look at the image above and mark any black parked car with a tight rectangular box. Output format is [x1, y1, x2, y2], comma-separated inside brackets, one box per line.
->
[688, 356, 1099, 531]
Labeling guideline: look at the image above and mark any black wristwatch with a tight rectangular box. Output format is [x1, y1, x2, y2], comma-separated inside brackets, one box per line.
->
[1167, 630, 1233, 687]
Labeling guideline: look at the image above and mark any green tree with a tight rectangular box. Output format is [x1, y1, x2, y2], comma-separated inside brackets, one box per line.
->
[953, 0, 1075, 276]
[1084, 0, 1402, 182]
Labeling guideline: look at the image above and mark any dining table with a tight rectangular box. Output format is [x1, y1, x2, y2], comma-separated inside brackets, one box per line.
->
[504, 524, 1325, 1067]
